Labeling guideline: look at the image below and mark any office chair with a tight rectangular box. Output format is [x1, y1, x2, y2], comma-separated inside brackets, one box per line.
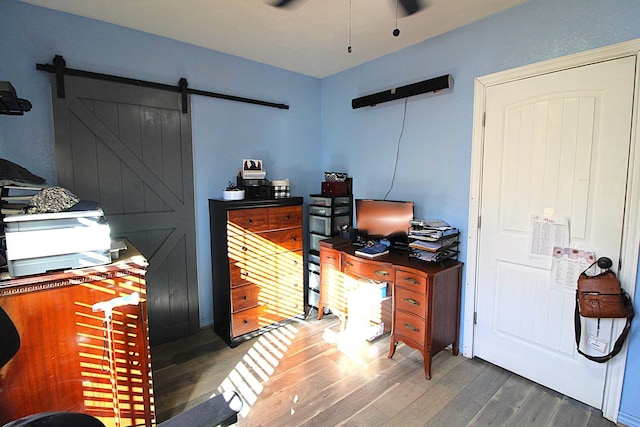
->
[0, 305, 241, 427]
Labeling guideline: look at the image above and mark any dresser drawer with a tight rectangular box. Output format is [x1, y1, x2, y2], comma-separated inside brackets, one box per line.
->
[231, 305, 264, 338]
[269, 205, 302, 229]
[395, 286, 427, 319]
[394, 310, 426, 347]
[228, 208, 270, 232]
[263, 227, 303, 252]
[229, 227, 303, 259]
[229, 261, 251, 288]
[343, 254, 394, 282]
[231, 284, 260, 313]
[395, 268, 427, 293]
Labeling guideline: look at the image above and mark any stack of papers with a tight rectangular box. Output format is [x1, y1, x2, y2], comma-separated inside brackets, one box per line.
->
[408, 219, 458, 241]
[409, 236, 458, 252]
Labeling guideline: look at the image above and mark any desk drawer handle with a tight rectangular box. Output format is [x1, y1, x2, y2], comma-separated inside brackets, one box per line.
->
[404, 297, 419, 306]
[374, 270, 390, 277]
[326, 256, 337, 261]
[403, 322, 419, 332]
[345, 261, 354, 267]
[404, 277, 420, 285]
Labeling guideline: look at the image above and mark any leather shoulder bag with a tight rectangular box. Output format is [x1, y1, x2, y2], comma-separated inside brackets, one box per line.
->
[574, 257, 634, 363]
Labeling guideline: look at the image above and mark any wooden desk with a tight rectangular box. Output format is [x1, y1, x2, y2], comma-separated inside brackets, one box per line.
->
[318, 239, 462, 379]
[0, 244, 154, 426]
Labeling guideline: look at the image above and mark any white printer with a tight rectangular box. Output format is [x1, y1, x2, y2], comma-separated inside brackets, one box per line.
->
[3, 208, 111, 277]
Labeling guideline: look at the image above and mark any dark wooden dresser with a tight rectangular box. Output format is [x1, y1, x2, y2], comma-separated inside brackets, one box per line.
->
[0, 244, 154, 426]
[209, 197, 304, 347]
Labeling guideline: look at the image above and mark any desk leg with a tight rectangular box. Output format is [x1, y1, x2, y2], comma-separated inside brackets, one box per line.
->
[423, 351, 432, 380]
[388, 334, 398, 358]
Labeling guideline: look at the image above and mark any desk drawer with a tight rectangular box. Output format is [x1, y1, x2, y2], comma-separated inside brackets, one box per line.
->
[395, 286, 426, 319]
[394, 310, 425, 347]
[320, 248, 341, 268]
[395, 268, 427, 293]
[343, 254, 394, 282]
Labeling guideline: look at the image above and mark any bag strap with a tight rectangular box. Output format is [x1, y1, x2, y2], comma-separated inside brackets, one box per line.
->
[580, 257, 613, 279]
[574, 291, 634, 363]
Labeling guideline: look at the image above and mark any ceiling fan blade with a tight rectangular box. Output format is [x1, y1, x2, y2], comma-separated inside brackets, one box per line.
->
[398, 0, 425, 16]
[272, 0, 298, 7]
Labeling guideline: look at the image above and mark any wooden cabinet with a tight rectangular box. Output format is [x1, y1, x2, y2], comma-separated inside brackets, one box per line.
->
[0, 244, 154, 426]
[318, 238, 462, 378]
[209, 198, 304, 347]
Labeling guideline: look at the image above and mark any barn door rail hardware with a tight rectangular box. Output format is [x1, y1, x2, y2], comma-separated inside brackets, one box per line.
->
[36, 55, 289, 113]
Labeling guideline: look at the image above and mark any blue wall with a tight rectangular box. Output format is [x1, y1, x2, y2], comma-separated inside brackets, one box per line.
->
[1, 0, 639, 423]
[0, 0, 322, 331]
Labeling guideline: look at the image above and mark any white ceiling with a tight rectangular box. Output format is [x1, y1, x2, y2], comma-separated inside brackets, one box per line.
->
[20, 0, 526, 78]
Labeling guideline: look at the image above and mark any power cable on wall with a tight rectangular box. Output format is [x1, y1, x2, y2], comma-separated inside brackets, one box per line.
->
[383, 98, 408, 200]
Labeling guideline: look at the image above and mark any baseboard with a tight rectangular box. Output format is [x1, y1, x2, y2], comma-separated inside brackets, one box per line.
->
[618, 411, 640, 427]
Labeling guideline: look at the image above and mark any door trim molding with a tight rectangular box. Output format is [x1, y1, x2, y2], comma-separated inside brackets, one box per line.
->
[466, 38, 640, 422]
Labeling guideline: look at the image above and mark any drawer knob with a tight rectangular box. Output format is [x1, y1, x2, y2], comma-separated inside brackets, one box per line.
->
[403, 322, 419, 332]
[345, 261, 353, 267]
[242, 295, 248, 300]
[404, 277, 420, 285]
[374, 270, 390, 277]
[247, 219, 253, 224]
[404, 297, 419, 306]
[285, 215, 290, 220]
[327, 256, 336, 261]
[243, 320, 248, 325]
[291, 237, 297, 242]
[242, 246, 248, 251]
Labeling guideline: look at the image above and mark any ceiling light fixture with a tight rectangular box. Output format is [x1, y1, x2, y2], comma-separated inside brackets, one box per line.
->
[348, 0, 353, 53]
[393, 0, 401, 37]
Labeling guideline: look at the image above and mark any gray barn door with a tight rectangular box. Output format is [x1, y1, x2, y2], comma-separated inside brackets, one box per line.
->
[50, 75, 198, 344]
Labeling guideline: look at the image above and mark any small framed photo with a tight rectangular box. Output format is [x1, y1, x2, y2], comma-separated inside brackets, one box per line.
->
[243, 159, 263, 171]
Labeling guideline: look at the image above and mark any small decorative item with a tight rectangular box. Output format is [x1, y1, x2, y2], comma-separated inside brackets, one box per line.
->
[324, 172, 348, 182]
[222, 181, 245, 200]
[271, 179, 290, 199]
[243, 159, 263, 171]
[241, 159, 266, 179]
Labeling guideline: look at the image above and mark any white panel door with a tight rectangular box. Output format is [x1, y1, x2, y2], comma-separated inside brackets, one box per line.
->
[474, 56, 635, 408]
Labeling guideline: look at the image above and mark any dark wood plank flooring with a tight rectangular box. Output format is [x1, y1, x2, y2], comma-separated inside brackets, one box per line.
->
[151, 310, 615, 427]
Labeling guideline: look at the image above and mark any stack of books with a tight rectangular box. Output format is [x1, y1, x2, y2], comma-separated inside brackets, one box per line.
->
[355, 241, 390, 258]
[408, 219, 459, 263]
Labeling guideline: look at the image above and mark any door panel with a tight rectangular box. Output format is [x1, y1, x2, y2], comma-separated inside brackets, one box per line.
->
[51, 75, 198, 344]
[474, 56, 635, 408]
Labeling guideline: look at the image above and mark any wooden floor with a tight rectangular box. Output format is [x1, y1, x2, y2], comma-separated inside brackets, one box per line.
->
[151, 310, 616, 427]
